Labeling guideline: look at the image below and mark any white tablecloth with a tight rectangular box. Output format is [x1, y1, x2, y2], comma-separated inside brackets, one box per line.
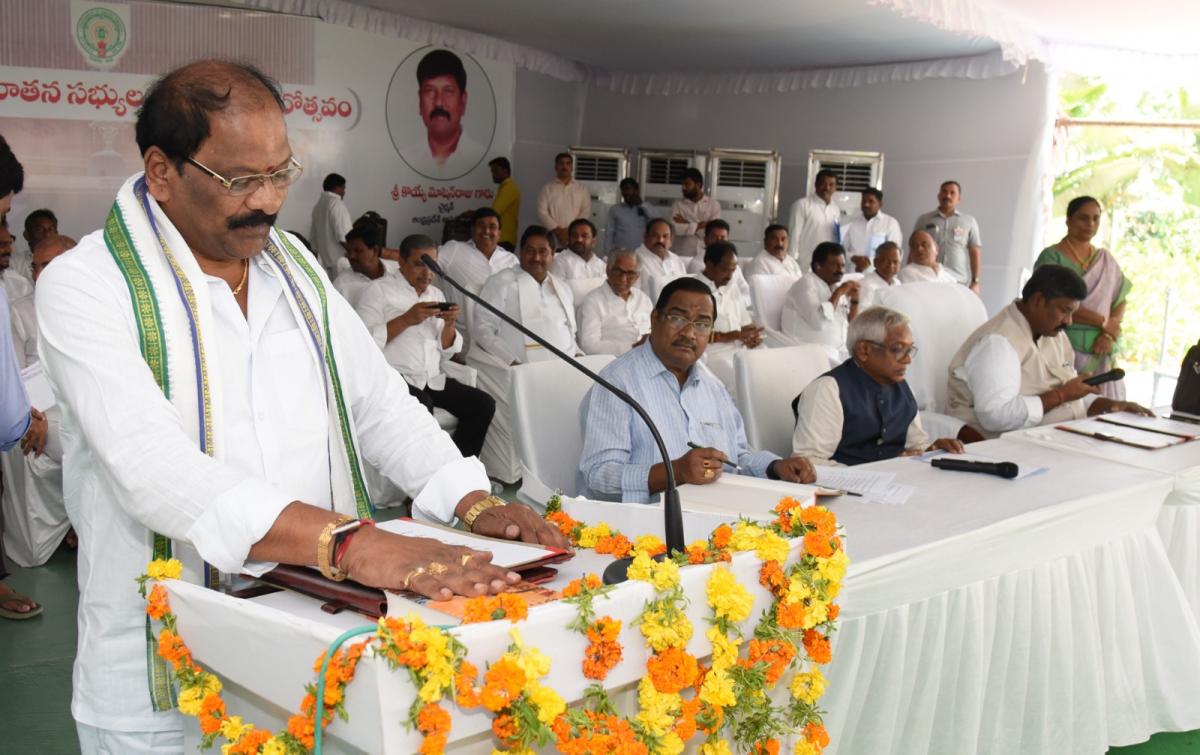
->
[821, 438, 1200, 754]
[1005, 420, 1200, 624]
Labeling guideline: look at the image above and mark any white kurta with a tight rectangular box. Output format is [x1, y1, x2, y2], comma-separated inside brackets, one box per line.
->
[436, 240, 519, 330]
[36, 222, 487, 733]
[898, 263, 958, 285]
[468, 267, 578, 482]
[744, 249, 803, 279]
[685, 254, 752, 308]
[309, 190, 353, 275]
[332, 258, 398, 309]
[781, 274, 850, 364]
[577, 282, 653, 357]
[693, 273, 756, 392]
[355, 272, 461, 391]
[786, 194, 841, 268]
[2, 269, 33, 302]
[549, 250, 606, 280]
[634, 244, 687, 300]
[857, 270, 900, 309]
[841, 211, 903, 261]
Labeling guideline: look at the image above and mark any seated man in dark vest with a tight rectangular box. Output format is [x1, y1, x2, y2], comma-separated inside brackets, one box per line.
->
[791, 306, 964, 465]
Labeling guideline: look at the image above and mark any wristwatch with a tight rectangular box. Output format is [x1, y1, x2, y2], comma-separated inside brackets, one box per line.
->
[462, 495, 506, 529]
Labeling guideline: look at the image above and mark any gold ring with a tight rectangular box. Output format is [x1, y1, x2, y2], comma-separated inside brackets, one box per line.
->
[704, 468, 714, 479]
[401, 566, 427, 590]
[460, 554, 473, 567]
[428, 562, 449, 576]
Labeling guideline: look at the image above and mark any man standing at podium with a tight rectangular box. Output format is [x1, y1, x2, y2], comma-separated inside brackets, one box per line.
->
[35, 59, 567, 753]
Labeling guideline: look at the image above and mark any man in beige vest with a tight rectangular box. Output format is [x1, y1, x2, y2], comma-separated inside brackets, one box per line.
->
[947, 264, 1149, 438]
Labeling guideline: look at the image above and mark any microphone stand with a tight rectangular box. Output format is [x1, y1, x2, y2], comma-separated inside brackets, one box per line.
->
[421, 254, 685, 583]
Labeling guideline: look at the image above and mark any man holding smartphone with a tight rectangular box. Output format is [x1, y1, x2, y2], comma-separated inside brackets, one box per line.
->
[356, 234, 495, 457]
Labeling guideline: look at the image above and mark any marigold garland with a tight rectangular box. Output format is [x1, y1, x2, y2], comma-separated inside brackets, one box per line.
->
[136, 494, 844, 755]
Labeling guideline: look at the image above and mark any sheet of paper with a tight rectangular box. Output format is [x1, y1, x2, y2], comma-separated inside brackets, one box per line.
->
[20, 362, 55, 410]
[1056, 417, 1185, 450]
[862, 482, 916, 506]
[1095, 412, 1199, 439]
[813, 466, 896, 496]
[376, 518, 561, 569]
[915, 450, 1048, 481]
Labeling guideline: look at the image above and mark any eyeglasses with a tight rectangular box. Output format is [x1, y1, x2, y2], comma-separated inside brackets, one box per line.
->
[610, 268, 639, 279]
[866, 341, 919, 359]
[185, 156, 304, 196]
[662, 313, 714, 334]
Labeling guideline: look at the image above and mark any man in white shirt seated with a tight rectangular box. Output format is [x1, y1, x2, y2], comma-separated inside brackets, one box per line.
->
[792, 306, 962, 465]
[787, 169, 841, 269]
[577, 248, 652, 356]
[856, 241, 902, 309]
[898, 230, 958, 284]
[692, 241, 763, 391]
[671, 167, 721, 259]
[781, 242, 859, 363]
[469, 225, 581, 483]
[356, 234, 495, 458]
[635, 217, 687, 299]
[332, 223, 399, 308]
[685, 218, 751, 306]
[578, 276, 815, 503]
[744, 223, 802, 279]
[946, 264, 1150, 439]
[0, 224, 33, 302]
[536, 152, 591, 248]
[309, 172, 352, 276]
[437, 207, 519, 323]
[549, 218, 605, 280]
[843, 187, 903, 273]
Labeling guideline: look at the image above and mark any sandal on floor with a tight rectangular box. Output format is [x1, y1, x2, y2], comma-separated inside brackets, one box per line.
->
[0, 591, 43, 620]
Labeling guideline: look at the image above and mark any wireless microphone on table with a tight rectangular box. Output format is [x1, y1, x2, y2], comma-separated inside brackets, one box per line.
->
[930, 458, 1020, 479]
[421, 254, 685, 584]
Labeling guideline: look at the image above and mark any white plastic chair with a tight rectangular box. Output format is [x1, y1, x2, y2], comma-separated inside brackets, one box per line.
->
[878, 281, 988, 438]
[567, 277, 606, 307]
[509, 354, 615, 506]
[734, 344, 833, 457]
[748, 274, 799, 348]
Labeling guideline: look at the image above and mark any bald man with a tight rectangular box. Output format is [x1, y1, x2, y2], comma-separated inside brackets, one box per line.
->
[898, 230, 958, 284]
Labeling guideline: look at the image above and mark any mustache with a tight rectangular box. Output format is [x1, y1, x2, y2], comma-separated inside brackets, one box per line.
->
[671, 338, 696, 350]
[430, 107, 451, 119]
[227, 211, 277, 231]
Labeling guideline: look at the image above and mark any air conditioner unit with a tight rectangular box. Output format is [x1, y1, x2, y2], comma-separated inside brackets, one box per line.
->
[636, 149, 707, 216]
[707, 148, 782, 253]
[807, 149, 884, 224]
[569, 146, 630, 246]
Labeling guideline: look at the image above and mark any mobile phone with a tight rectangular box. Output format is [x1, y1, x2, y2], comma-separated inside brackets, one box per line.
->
[1083, 368, 1125, 386]
[434, 302, 455, 311]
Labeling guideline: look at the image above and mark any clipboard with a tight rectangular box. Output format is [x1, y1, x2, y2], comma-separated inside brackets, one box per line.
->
[1054, 423, 1186, 451]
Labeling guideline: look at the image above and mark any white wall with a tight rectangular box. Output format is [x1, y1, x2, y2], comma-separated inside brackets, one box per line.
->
[511, 68, 586, 235]
[578, 65, 1053, 314]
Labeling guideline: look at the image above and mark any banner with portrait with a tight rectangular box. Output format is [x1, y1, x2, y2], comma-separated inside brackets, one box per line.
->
[0, 0, 516, 251]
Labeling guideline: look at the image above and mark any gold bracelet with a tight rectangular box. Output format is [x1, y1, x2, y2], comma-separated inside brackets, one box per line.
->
[462, 495, 506, 529]
[317, 515, 355, 582]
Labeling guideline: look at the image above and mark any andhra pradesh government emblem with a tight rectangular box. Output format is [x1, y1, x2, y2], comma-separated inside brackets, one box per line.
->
[74, 5, 129, 67]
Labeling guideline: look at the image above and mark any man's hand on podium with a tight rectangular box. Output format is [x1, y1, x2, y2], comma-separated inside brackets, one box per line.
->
[469, 502, 573, 551]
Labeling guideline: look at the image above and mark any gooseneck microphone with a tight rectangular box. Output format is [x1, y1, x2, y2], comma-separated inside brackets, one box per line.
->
[930, 458, 1020, 479]
[420, 254, 685, 583]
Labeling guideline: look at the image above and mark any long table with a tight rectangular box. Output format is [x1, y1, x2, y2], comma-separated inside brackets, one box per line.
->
[170, 440, 1200, 754]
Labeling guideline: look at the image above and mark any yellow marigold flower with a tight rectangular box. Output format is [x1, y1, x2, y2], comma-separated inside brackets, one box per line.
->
[755, 531, 791, 564]
[529, 684, 566, 725]
[640, 606, 693, 652]
[804, 600, 830, 630]
[261, 738, 286, 755]
[817, 549, 849, 588]
[790, 669, 827, 705]
[705, 626, 740, 671]
[793, 741, 819, 755]
[636, 678, 678, 737]
[627, 550, 656, 584]
[729, 522, 765, 552]
[659, 731, 686, 755]
[699, 668, 736, 709]
[577, 523, 612, 548]
[706, 567, 753, 623]
[219, 716, 249, 742]
[635, 534, 666, 555]
[699, 740, 734, 755]
[786, 576, 813, 605]
[649, 557, 681, 591]
[146, 558, 183, 581]
[199, 673, 223, 697]
[177, 686, 205, 716]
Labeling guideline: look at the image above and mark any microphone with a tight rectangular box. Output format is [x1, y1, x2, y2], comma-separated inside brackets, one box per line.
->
[420, 254, 685, 583]
[1083, 368, 1125, 387]
[930, 458, 1019, 479]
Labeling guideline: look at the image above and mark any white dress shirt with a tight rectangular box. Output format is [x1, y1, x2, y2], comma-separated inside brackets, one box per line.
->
[37, 232, 486, 732]
[356, 273, 461, 390]
[2, 269, 33, 302]
[400, 132, 485, 181]
[309, 190, 353, 275]
[577, 281, 653, 356]
[744, 249, 803, 279]
[781, 274, 850, 362]
[333, 258, 398, 309]
[685, 254, 752, 306]
[786, 195, 840, 268]
[9, 292, 37, 368]
[857, 270, 900, 309]
[549, 250, 606, 280]
[536, 180, 592, 232]
[472, 268, 578, 365]
[634, 244, 687, 300]
[898, 263, 957, 285]
[792, 374, 929, 465]
[670, 195, 722, 258]
[436, 240, 519, 327]
[841, 211, 902, 261]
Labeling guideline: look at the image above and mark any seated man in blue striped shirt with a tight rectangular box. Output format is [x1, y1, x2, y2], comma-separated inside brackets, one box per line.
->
[578, 277, 816, 503]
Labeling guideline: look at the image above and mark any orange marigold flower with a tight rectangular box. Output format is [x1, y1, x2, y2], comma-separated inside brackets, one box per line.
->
[800, 506, 836, 537]
[417, 702, 451, 736]
[197, 693, 226, 735]
[804, 532, 835, 559]
[156, 629, 192, 670]
[759, 560, 788, 597]
[461, 596, 495, 624]
[776, 601, 805, 630]
[480, 658, 526, 712]
[711, 524, 733, 550]
[674, 696, 701, 742]
[455, 660, 481, 709]
[748, 638, 796, 685]
[647, 647, 699, 694]
[146, 584, 170, 620]
[827, 603, 840, 621]
[491, 712, 518, 742]
[227, 729, 272, 754]
[753, 739, 781, 755]
[687, 544, 708, 564]
[497, 592, 529, 622]
[595, 533, 633, 558]
[287, 712, 316, 750]
[418, 732, 448, 755]
[805, 722, 831, 750]
[802, 629, 832, 665]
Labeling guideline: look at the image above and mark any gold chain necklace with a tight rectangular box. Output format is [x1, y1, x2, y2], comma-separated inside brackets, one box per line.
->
[1062, 237, 1095, 268]
[231, 259, 249, 295]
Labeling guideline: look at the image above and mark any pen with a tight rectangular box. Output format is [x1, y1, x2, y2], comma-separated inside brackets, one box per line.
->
[686, 441, 740, 472]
